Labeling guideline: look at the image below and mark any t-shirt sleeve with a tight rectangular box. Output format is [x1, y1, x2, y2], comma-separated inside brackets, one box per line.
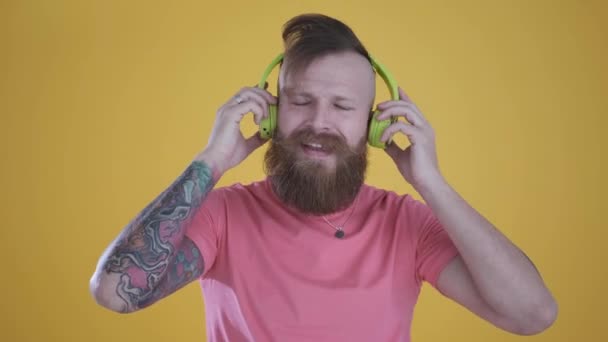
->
[184, 189, 225, 278]
[409, 196, 460, 288]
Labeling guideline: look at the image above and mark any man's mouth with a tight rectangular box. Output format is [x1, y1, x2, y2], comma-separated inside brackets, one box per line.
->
[301, 142, 332, 158]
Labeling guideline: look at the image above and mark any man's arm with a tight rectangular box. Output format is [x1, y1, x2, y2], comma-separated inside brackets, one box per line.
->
[377, 86, 557, 334]
[89, 85, 274, 313]
[89, 159, 215, 313]
[419, 178, 558, 335]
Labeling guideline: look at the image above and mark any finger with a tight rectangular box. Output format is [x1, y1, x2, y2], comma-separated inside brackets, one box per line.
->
[239, 86, 278, 116]
[248, 86, 278, 106]
[376, 105, 425, 127]
[384, 140, 408, 161]
[380, 121, 420, 145]
[398, 87, 427, 121]
[378, 87, 427, 118]
[226, 99, 265, 125]
[398, 87, 412, 102]
[377, 100, 429, 124]
[385, 139, 403, 155]
[231, 89, 271, 119]
[376, 100, 416, 111]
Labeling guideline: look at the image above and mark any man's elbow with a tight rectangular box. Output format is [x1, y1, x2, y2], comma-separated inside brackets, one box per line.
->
[89, 272, 137, 314]
[515, 299, 558, 335]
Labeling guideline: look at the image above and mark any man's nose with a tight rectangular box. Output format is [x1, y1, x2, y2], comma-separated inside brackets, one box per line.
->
[308, 104, 332, 132]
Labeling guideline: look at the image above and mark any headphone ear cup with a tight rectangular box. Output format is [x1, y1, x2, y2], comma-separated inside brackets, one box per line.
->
[259, 104, 277, 139]
[367, 109, 395, 149]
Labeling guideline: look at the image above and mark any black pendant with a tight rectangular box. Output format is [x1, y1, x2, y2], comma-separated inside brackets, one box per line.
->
[334, 230, 345, 239]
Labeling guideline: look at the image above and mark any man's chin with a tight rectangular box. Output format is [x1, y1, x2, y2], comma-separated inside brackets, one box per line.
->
[295, 151, 337, 170]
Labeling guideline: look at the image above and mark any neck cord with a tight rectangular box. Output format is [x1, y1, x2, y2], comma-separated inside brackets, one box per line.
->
[321, 195, 358, 239]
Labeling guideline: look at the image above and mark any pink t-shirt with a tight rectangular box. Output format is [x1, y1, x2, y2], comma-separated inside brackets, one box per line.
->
[185, 178, 459, 342]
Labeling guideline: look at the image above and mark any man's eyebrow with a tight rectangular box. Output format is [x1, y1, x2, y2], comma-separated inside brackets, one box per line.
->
[283, 87, 310, 95]
[334, 95, 356, 102]
[282, 87, 309, 96]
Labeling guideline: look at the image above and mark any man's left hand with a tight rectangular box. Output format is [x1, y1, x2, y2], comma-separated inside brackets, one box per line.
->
[376, 87, 444, 191]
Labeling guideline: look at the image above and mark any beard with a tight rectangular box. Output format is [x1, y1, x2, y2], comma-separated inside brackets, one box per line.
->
[263, 127, 368, 215]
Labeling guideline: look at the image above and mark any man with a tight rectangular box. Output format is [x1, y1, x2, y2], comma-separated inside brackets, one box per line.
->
[90, 13, 557, 341]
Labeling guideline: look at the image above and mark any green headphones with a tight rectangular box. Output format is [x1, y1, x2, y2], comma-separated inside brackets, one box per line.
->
[257, 53, 399, 149]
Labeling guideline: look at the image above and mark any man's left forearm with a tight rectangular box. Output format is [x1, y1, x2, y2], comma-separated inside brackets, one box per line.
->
[416, 176, 557, 323]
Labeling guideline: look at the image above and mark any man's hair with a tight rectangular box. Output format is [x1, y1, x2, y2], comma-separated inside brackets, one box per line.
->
[282, 13, 371, 76]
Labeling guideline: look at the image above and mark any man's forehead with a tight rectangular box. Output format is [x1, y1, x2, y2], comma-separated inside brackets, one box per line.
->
[281, 53, 374, 80]
[280, 72, 375, 101]
[282, 85, 356, 97]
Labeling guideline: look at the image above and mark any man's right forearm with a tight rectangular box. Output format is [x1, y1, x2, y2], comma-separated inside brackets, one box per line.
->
[90, 156, 219, 312]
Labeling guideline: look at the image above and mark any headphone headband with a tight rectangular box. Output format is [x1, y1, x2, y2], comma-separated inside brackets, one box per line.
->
[258, 53, 399, 101]
[370, 55, 399, 101]
[258, 53, 285, 89]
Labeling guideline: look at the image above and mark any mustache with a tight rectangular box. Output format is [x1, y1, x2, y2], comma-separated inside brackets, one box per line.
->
[276, 128, 353, 154]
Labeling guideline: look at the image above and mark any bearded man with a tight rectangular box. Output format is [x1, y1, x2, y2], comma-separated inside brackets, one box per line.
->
[90, 13, 557, 342]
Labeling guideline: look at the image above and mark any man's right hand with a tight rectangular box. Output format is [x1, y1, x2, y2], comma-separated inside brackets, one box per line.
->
[195, 84, 277, 176]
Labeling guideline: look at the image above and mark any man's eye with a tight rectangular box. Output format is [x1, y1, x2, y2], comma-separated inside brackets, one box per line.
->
[293, 102, 310, 106]
[335, 104, 353, 111]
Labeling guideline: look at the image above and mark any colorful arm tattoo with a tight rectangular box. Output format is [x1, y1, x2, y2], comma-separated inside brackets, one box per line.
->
[103, 161, 214, 312]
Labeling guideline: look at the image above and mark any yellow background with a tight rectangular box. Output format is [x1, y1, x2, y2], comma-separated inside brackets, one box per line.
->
[1, 0, 606, 341]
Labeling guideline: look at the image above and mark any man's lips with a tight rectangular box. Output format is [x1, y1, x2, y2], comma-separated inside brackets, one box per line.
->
[301, 142, 332, 158]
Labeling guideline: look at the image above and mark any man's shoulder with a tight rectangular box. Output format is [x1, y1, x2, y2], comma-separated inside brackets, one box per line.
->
[359, 183, 431, 222]
[359, 183, 433, 216]
[359, 182, 414, 204]
[210, 177, 270, 200]
[198, 178, 270, 214]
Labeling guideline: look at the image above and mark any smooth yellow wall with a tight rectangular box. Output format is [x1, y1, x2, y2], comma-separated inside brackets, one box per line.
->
[2, 0, 606, 341]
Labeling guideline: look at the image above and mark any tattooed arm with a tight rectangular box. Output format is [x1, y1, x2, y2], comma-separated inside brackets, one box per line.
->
[89, 159, 215, 313]
[90, 85, 273, 313]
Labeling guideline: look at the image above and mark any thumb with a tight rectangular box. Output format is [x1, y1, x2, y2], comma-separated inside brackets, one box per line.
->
[384, 141, 403, 161]
[245, 131, 267, 154]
